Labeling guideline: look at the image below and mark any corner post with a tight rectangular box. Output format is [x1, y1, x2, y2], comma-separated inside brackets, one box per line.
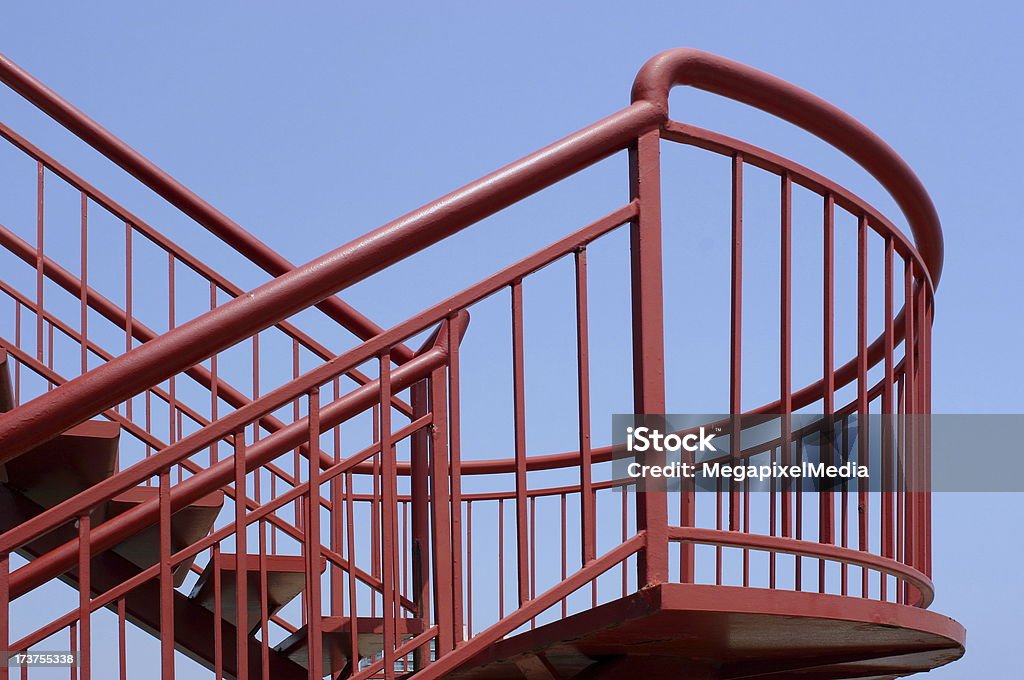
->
[629, 129, 669, 587]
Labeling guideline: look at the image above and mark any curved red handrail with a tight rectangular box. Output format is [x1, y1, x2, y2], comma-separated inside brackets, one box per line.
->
[667, 526, 935, 607]
[631, 48, 943, 285]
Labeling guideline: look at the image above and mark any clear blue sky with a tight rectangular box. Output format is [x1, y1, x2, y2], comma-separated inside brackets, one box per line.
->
[1, 2, 1021, 677]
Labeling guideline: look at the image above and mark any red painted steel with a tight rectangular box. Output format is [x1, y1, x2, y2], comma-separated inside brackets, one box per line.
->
[0, 48, 958, 679]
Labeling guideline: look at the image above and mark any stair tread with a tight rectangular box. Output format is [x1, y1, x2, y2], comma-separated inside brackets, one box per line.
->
[274, 616, 425, 673]
[189, 553, 325, 634]
[0, 484, 306, 678]
[0, 419, 120, 509]
[105, 486, 224, 587]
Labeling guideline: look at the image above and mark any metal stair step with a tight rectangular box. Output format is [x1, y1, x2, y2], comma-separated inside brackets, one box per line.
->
[189, 553, 324, 634]
[104, 486, 224, 587]
[0, 485, 306, 678]
[0, 419, 120, 509]
[273, 616, 425, 675]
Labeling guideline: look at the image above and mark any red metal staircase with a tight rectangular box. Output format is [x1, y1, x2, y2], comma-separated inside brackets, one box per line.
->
[0, 49, 963, 679]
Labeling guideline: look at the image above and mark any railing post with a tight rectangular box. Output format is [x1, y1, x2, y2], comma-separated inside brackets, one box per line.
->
[628, 129, 668, 587]
[305, 387, 323, 680]
[428, 365, 455, 655]
[233, 432, 248, 680]
[379, 355, 398, 680]
[410, 380, 431, 669]
[78, 513, 91, 680]
[159, 469, 173, 680]
[0, 550, 8, 680]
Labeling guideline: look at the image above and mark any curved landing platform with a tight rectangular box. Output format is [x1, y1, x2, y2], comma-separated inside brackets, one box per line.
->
[449, 584, 965, 680]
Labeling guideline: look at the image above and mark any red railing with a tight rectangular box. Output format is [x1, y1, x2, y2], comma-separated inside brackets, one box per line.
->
[0, 48, 941, 679]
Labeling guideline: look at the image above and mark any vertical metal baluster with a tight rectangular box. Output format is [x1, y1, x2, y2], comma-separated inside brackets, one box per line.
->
[212, 545, 223, 680]
[923, 289, 934, 578]
[77, 514, 91, 680]
[209, 283, 219, 465]
[70, 622, 77, 680]
[621, 488, 628, 597]
[896, 376, 905, 604]
[0, 551, 9, 680]
[14, 305, 21, 403]
[529, 494, 537, 619]
[430, 365, 454, 654]
[159, 469, 173, 679]
[345, 472, 359, 672]
[46, 321, 54, 377]
[560, 494, 568, 617]
[903, 259, 916, 603]
[498, 499, 505, 620]
[402, 501, 409, 617]
[372, 402, 381, 618]
[447, 316, 465, 644]
[168, 253, 176, 445]
[124, 223, 133, 420]
[410, 381, 430, 669]
[882, 237, 896, 601]
[233, 432, 248, 680]
[145, 389, 152, 462]
[574, 248, 597, 571]
[466, 500, 473, 638]
[259, 521, 269, 680]
[729, 154, 744, 538]
[857, 215, 870, 597]
[511, 281, 529, 608]
[796, 436, 804, 592]
[379, 357, 397, 680]
[80, 193, 88, 375]
[769, 445, 777, 589]
[306, 388, 324, 680]
[36, 162, 44, 364]
[915, 275, 929, 580]
[118, 598, 127, 680]
[331, 377, 344, 622]
[820, 194, 836, 592]
[779, 173, 792, 591]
